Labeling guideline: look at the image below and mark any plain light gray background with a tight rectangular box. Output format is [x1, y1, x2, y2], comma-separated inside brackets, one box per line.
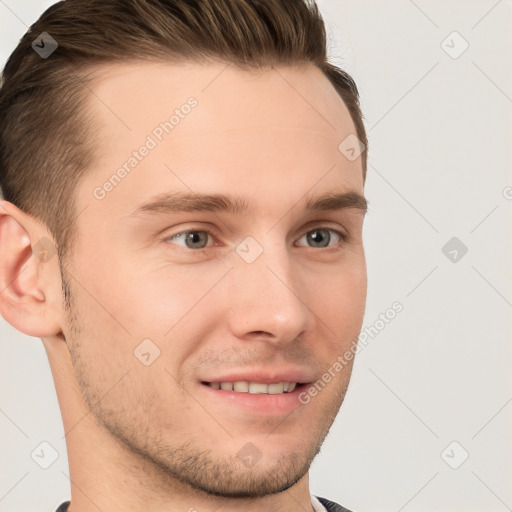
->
[1, 1, 511, 511]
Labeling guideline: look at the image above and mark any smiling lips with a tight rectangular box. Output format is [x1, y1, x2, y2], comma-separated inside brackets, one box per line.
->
[206, 381, 298, 394]
[200, 372, 311, 414]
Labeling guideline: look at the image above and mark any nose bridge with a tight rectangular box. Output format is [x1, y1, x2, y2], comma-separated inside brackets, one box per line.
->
[226, 236, 312, 342]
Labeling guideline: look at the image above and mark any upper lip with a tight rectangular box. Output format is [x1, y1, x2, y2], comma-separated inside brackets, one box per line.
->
[200, 368, 314, 384]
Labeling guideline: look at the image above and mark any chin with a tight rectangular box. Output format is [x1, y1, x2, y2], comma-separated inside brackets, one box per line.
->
[172, 449, 314, 498]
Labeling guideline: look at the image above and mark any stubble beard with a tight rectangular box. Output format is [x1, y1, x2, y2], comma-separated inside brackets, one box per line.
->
[60, 270, 347, 499]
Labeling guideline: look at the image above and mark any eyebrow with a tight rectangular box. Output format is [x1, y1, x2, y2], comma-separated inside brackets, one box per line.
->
[129, 190, 368, 217]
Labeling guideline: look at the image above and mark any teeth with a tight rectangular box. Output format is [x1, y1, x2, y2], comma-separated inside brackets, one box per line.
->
[233, 381, 249, 392]
[208, 381, 298, 394]
[248, 382, 268, 394]
[268, 383, 284, 394]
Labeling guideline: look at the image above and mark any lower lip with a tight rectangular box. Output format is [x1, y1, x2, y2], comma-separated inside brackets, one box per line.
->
[199, 383, 308, 415]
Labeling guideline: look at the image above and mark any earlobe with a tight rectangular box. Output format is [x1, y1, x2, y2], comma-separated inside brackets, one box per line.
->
[0, 200, 63, 338]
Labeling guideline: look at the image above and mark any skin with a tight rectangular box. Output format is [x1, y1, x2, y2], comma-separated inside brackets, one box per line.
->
[0, 60, 367, 512]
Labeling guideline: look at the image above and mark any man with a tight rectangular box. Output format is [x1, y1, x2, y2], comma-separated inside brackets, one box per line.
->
[0, 1, 368, 511]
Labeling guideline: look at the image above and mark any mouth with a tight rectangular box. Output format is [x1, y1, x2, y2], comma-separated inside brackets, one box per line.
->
[201, 381, 302, 394]
[199, 379, 311, 415]
[197, 367, 315, 415]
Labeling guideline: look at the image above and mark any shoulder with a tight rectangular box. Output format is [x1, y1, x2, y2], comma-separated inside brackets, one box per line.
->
[55, 501, 70, 512]
[57, 498, 353, 512]
[316, 496, 356, 512]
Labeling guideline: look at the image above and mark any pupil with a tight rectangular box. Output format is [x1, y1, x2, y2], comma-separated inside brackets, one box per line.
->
[309, 229, 329, 247]
[186, 232, 206, 248]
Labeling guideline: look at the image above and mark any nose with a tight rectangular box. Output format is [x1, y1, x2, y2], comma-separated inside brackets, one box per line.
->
[224, 240, 314, 345]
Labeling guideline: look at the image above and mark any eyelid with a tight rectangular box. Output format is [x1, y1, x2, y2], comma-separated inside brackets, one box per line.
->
[295, 218, 349, 239]
[294, 226, 347, 249]
[162, 223, 348, 252]
[298, 220, 348, 238]
[163, 226, 218, 249]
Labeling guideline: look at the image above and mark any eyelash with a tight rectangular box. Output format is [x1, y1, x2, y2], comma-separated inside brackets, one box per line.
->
[163, 226, 348, 253]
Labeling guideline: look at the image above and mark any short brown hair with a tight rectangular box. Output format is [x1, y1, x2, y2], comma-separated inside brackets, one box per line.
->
[0, 0, 367, 265]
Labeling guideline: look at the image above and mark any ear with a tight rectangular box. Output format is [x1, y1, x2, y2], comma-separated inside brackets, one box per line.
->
[0, 200, 64, 338]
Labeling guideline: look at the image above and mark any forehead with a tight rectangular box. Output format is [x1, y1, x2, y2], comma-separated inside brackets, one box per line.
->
[77, 60, 363, 223]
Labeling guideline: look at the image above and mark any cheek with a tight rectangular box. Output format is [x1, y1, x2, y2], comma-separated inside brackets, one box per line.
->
[82, 254, 225, 337]
[309, 259, 367, 336]
[124, 263, 230, 337]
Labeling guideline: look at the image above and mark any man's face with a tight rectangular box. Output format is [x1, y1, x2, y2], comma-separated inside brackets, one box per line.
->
[63, 60, 367, 496]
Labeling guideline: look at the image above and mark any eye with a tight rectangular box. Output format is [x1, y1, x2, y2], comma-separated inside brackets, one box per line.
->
[296, 228, 344, 249]
[166, 230, 213, 250]
[164, 227, 346, 252]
